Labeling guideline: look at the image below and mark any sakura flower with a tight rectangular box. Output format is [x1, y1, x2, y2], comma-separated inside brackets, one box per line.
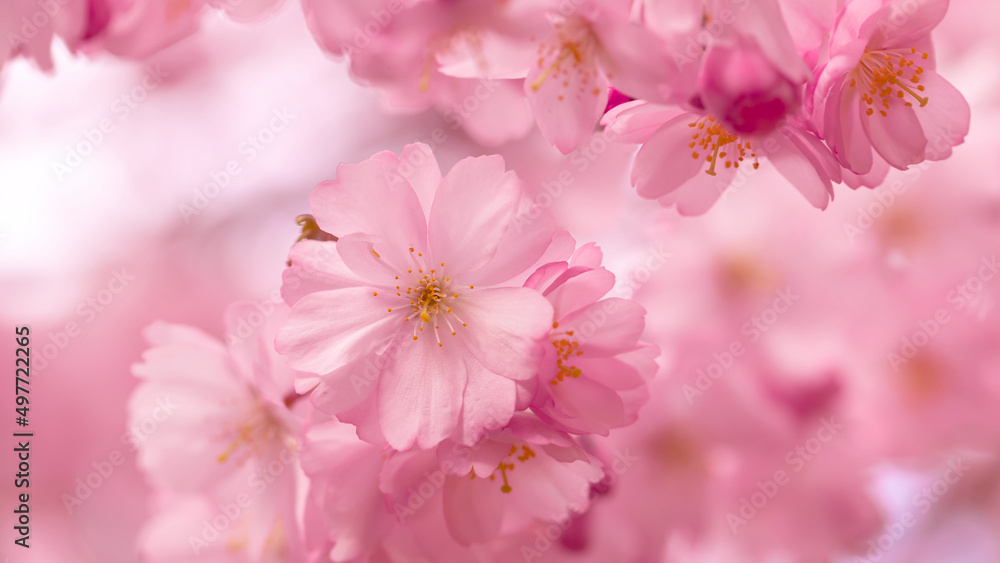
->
[302, 0, 544, 145]
[384, 413, 604, 545]
[524, 244, 658, 436]
[603, 100, 842, 215]
[130, 303, 307, 561]
[277, 143, 572, 450]
[525, 0, 683, 154]
[810, 0, 970, 176]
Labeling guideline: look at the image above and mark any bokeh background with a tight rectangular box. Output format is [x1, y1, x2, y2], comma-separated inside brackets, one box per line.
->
[2, 1, 1000, 561]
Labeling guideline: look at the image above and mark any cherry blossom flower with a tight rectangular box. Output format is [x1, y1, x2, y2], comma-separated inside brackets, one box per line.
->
[397, 413, 604, 545]
[524, 0, 681, 154]
[277, 143, 572, 450]
[130, 303, 307, 561]
[810, 0, 970, 177]
[524, 244, 658, 436]
[603, 100, 841, 215]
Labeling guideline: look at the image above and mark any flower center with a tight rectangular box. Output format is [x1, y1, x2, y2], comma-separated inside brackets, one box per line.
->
[375, 247, 470, 347]
[480, 444, 537, 494]
[550, 322, 583, 385]
[529, 20, 602, 99]
[688, 116, 759, 176]
[852, 48, 929, 117]
[217, 401, 293, 465]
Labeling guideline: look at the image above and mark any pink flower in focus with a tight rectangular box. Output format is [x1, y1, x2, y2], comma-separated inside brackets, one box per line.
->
[524, 244, 658, 436]
[603, 100, 842, 215]
[398, 413, 604, 545]
[810, 0, 970, 176]
[277, 143, 570, 450]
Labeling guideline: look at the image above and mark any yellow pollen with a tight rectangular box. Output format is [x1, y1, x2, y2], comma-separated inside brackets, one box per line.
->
[687, 116, 757, 176]
[485, 444, 537, 493]
[852, 48, 930, 115]
[550, 332, 583, 385]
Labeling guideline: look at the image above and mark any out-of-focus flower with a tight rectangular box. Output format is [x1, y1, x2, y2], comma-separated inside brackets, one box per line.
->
[277, 143, 570, 450]
[524, 0, 680, 154]
[810, 0, 970, 178]
[130, 303, 307, 561]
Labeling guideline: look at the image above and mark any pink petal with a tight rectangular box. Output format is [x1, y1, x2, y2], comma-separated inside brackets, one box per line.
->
[526, 39, 609, 154]
[545, 267, 615, 319]
[660, 163, 738, 216]
[428, 155, 520, 275]
[395, 143, 442, 221]
[864, 0, 949, 49]
[377, 336, 467, 450]
[630, 113, 704, 200]
[276, 288, 400, 375]
[441, 79, 536, 147]
[310, 149, 428, 273]
[914, 69, 970, 161]
[455, 288, 553, 381]
[460, 193, 561, 287]
[600, 100, 684, 144]
[546, 376, 626, 435]
[335, 234, 407, 287]
[454, 358, 517, 446]
[559, 298, 645, 357]
[281, 240, 361, 306]
[767, 131, 833, 210]
[861, 102, 927, 169]
[830, 78, 875, 174]
[309, 357, 377, 416]
[442, 474, 504, 545]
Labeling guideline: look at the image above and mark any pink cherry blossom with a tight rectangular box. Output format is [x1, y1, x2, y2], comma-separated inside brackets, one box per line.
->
[524, 0, 681, 154]
[523, 244, 657, 436]
[418, 413, 603, 545]
[810, 0, 970, 177]
[603, 100, 842, 215]
[130, 303, 307, 561]
[277, 143, 571, 450]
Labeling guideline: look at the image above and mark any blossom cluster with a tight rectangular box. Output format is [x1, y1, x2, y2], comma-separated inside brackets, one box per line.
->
[130, 145, 659, 561]
[301, 0, 970, 214]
